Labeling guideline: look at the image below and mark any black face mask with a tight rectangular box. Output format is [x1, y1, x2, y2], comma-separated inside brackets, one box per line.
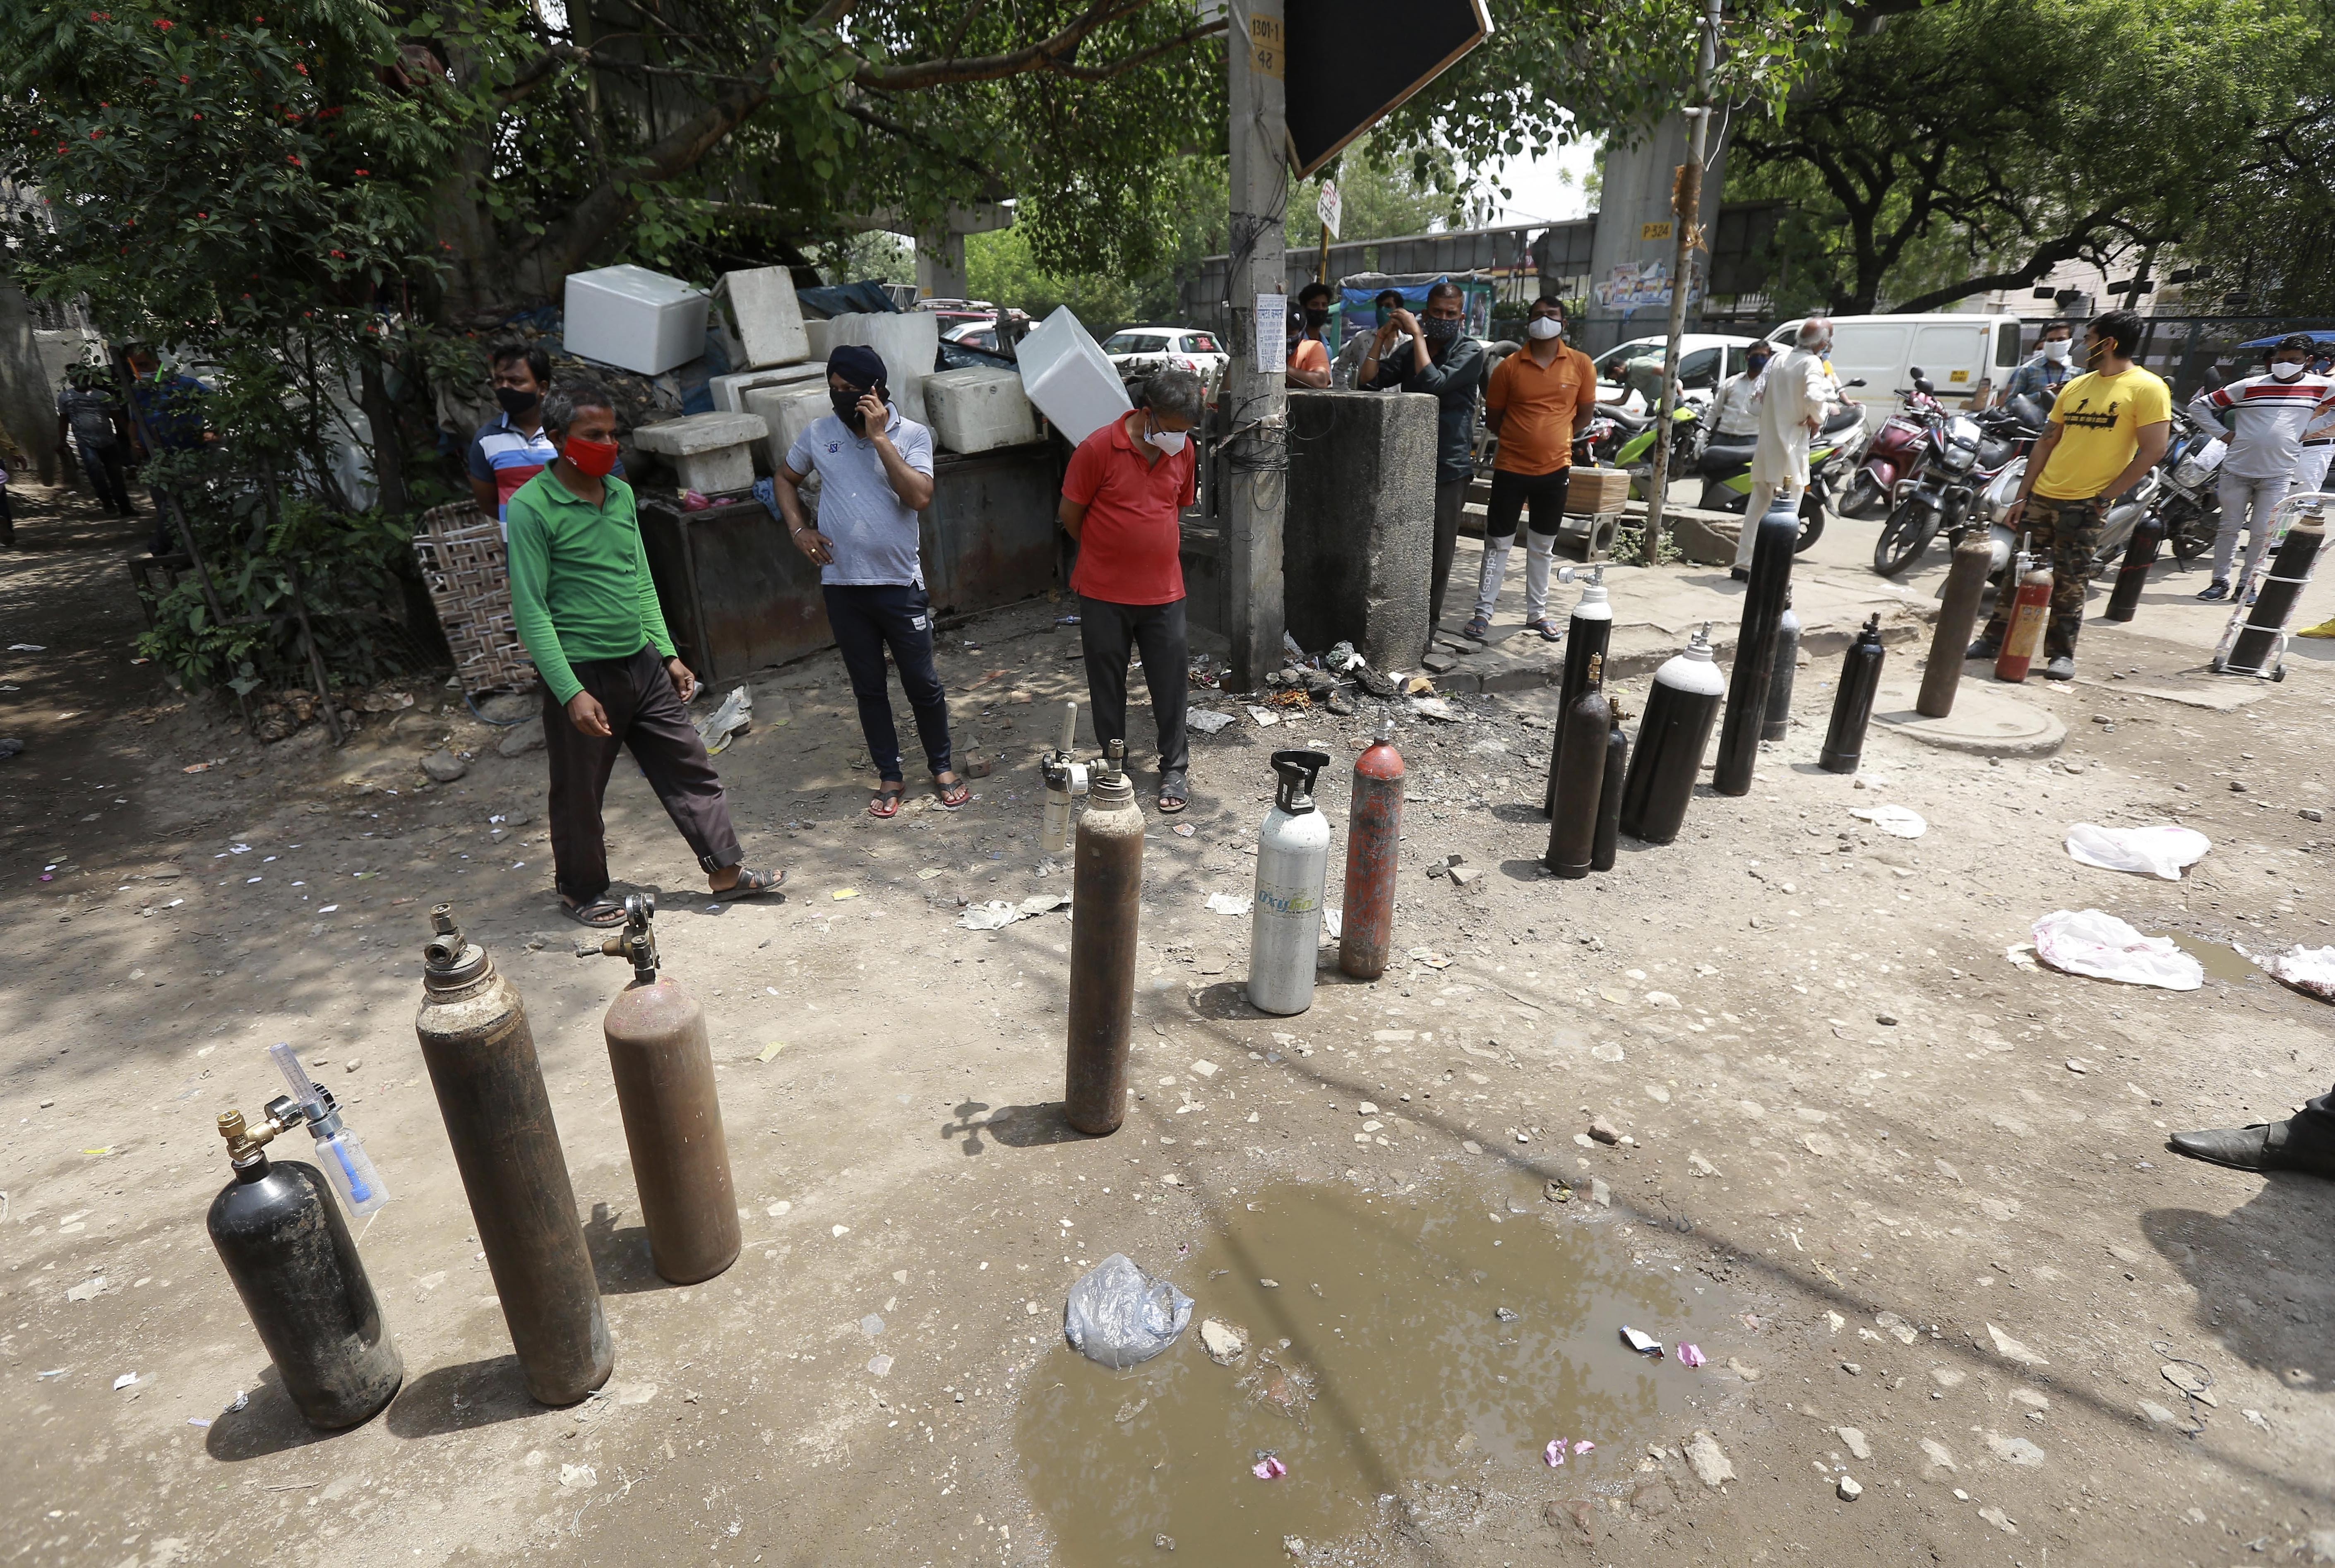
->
[832, 385, 879, 432]
[1420, 315, 1460, 344]
[1303, 306, 1329, 329]
[494, 385, 541, 416]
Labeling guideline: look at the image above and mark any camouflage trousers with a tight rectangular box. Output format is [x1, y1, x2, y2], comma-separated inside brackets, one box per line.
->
[1982, 492, 2104, 659]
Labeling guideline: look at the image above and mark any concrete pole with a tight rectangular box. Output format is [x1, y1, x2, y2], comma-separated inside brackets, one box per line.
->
[1640, 0, 1722, 557]
[1223, 0, 1288, 692]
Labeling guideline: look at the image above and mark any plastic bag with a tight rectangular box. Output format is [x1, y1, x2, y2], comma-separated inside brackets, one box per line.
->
[2253, 944, 2335, 1003]
[694, 686, 752, 755]
[2030, 909, 2203, 990]
[2064, 823, 2209, 881]
[1063, 1253, 1192, 1369]
[1849, 804, 1927, 838]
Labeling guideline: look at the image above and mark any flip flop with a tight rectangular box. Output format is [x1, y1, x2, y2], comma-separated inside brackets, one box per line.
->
[868, 783, 905, 819]
[1461, 615, 1492, 642]
[933, 772, 970, 811]
[1157, 769, 1189, 814]
[561, 896, 627, 928]
[712, 867, 784, 900]
[1527, 617, 1563, 643]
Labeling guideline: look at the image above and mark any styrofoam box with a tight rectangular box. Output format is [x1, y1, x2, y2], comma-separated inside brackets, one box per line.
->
[744, 384, 838, 473]
[1017, 305, 1130, 446]
[563, 264, 709, 376]
[805, 319, 832, 361]
[925, 367, 1041, 454]
[715, 267, 810, 369]
[822, 312, 938, 427]
[709, 363, 826, 415]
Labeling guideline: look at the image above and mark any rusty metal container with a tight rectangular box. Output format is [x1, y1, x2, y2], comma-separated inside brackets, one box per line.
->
[1338, 718, 1406, 980]
[1919, 534, 1995, 716]
[598, 896, 739, 1285]
[1065, 744, 1143, 1136]
[413, 904, 613, 1406]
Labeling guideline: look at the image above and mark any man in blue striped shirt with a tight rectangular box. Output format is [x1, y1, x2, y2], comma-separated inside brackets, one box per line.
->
[468, 343, 562, 535]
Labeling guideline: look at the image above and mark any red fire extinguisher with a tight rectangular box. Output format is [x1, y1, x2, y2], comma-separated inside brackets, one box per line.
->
[1995, 534, 2053, 684]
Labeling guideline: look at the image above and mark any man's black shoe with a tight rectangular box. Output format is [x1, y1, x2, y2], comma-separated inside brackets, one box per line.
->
[1966, 639, 1999, 660]
[2167, 1119, 2335, 1179]
[1728, 567, 1750, 582]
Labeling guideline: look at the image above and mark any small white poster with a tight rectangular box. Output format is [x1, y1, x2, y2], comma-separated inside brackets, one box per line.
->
[1318, 180, 1342, 240]
[1255, 293, 1287, 375]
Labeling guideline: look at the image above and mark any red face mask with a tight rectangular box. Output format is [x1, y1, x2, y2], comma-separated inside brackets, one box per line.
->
[564, 435, 620, 477]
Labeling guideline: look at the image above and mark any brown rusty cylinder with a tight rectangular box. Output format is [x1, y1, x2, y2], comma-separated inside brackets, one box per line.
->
[414, 906, 613, 1406]
[1338, 720, 1406, 980]
[1065, 757, 1145, 1135]
[1919, 534, 1996, 717]
[1590, 700, 1629, 872]
[1543, 656, 1611, 879]
[604, 977, 740, 1285]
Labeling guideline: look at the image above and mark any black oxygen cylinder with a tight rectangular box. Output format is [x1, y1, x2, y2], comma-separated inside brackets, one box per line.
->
[1762, 590, 1800, 742]
[1542, 570, 1613, 815]
[1543, 653, 1610, 878]
[1618, 625, 1725, 845]
[1715, 498, 1799, 795]
[207, 1116, 402, 1429]
[1819, 613, 1887, 774]
[2226, 515, 2325, 672]
[2103, 511, 2164, 622]
[1590, 701, 1629, 872]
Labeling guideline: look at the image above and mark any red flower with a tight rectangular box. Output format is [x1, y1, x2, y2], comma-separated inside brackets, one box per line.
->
[153, 17, 171, 26]
[197, 211, 207, 218]
[330, 249, 345, 258]
[352, 168, 368, 176]
[178, 74, 188, 83]
[294, 63, 307, 75]
[89, 129, 103, 138]
[192, 113, 201, 119]
[286, 154, 300, 163]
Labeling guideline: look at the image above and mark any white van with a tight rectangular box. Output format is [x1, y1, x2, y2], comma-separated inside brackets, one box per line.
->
[1769, 314, 2028, 414]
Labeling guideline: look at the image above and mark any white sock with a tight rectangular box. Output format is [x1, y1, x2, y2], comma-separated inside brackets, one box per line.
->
[1524, 533, 1557, 621]
[1474, 538, 1514, 622]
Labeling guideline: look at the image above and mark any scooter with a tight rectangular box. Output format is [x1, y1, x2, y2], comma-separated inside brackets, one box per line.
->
[1840, 379, 1950, 521]
[1692, 401, 1866, 554]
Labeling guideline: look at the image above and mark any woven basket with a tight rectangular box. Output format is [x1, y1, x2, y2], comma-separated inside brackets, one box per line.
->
[413, 501, 537, 696]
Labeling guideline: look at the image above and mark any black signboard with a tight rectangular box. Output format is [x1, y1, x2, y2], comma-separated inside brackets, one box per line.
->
[1285, 0, 1492, 179]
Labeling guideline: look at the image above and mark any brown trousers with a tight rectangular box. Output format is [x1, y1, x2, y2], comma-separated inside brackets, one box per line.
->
[542, 645, 741, 905]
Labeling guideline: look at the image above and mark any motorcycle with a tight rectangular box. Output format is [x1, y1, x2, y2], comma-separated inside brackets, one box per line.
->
[1870, 372, 2047, 576]
[1839, 379, 1955, 521]
[1582, 396, 1705, 478]
[1691, 400, 1868, 553]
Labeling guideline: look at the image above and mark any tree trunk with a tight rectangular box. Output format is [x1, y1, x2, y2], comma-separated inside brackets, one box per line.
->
[357, 351, 410, 519]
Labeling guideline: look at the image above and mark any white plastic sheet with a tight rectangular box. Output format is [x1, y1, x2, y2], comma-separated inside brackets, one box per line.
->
[2064, 823, 2210, 881]
[2253, 944, 2335, 1003]
[2030, 909, 2203, 990]
[1849, 804, 1927, 838]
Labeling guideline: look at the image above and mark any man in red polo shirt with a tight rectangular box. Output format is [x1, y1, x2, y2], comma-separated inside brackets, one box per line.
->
[1059, 367, 1202, 814]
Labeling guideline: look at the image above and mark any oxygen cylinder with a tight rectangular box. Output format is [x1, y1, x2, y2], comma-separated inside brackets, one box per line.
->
[1338, 718, 1405, 981]
[1040, 701, 1081, 857]
[207, 1108, 402, 1429]
[1918, 534, 1995, 718]
[1543, 653, 1610, 878]
[1995, 558, 2054, 683]
[1542, 567, 1612, 815]
[1715, 497, 1800, 795]
[1249, 750, 1332, 1016]
[1065, 742, 1143, 1135]
[598, 895, 740, 1285]
[1590, 700, 1629, 872]
[414, 904, 613, 1405]
[1762, 589, 1800, 742]
[2103, 511, 2164, 623]
[1619, 624, 1725, 845]
[2224, 511, 2326, 674]
[1819, 613, 1887, 774]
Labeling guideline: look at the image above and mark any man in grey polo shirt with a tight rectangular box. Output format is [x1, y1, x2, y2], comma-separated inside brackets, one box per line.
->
[769, 344, 966, 819]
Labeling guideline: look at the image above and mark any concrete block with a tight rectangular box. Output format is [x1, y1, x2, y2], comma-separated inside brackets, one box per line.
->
[1670, 507, 1742, 566]
[563, 264, 708, 375]
[822, 312, 937, 427]
[925, 367, 1040, 454]
[634, 412, 768, 495]
[709, 363, 826, 414]
[744, 384, 834, 472]
[714, 267, 810, 368]
[1284, 389, 1437, 673]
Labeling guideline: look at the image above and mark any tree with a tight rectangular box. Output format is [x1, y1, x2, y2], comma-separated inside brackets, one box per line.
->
[1731, 0, 2318, 315]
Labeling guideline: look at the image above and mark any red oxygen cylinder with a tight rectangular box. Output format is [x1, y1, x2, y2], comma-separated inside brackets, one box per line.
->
[1338, 718, 1405, 980]
[1995, 562, 2053, 683]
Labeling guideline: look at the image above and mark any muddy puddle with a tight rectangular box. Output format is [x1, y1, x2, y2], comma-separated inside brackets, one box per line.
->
[2170, 932, 2261, 985]
[1016, 1172, 1733, 1563]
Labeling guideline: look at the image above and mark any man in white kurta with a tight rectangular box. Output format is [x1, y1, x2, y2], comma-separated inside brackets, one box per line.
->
[1733, 319, 1837, 574]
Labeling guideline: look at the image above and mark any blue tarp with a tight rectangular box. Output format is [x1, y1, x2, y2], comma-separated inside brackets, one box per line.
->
[2238, 329, 2335, 349]
[798, 281, 900, 318]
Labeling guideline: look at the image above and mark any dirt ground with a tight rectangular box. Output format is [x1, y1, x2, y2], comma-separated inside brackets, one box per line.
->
[4, 479, 2333, 1568]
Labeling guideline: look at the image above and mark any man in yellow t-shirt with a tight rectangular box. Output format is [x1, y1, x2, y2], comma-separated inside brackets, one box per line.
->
[1971, 310, 2171, 679]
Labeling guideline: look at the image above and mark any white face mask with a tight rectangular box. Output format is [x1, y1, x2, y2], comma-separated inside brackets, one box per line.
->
[2041, 339, 2071, 363]
[1526, 316, 1564, 341]
[1148, 424, 1189, 454]
[2272, 360, 2307, 381]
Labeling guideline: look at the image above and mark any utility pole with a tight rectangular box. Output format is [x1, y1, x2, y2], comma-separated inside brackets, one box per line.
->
[1640, 0, 1722, 559]
[1222, 0, 1288, 692]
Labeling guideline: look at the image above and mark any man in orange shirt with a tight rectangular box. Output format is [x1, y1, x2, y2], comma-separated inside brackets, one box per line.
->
[1286, 282, 1333, 389]
[1467, 295, 1595, 641]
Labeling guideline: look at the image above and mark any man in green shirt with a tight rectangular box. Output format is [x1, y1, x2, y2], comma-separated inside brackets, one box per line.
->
[506, 381, 781, 926]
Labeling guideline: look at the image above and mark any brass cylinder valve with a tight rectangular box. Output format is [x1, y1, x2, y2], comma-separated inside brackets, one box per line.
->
[217, 1107, 288, 1167]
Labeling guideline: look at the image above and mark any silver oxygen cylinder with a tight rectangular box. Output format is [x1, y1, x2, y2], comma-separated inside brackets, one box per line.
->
[1040, 701, 1081, 856]
[1247, 749, 1332, 1017]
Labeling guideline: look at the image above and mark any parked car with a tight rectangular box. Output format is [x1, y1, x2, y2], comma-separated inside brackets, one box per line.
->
[941, 319, 1010, 354]
[1590, 333, 1764, 409]
[1769, 313, 2028, 415]
[1101, 326, 1230, 383]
